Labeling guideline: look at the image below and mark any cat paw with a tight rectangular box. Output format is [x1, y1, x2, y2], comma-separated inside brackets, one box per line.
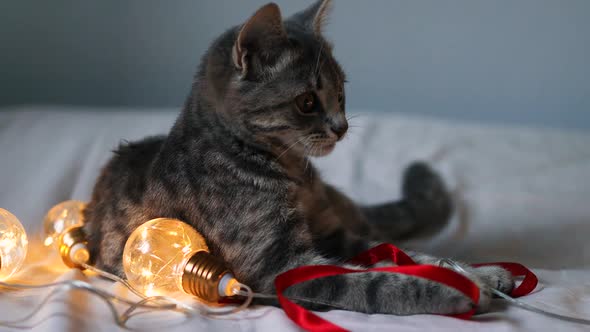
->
[470, 274, 494, 313]
[473, 265, 515, 295]
[468, 265, 514, 313]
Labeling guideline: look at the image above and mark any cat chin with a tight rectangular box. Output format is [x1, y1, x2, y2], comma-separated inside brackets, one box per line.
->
[306, 142, 336, 157]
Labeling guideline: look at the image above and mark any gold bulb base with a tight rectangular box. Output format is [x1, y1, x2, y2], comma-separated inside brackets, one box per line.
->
[58, 226, 91, 269]
[182, 251, 236, 303]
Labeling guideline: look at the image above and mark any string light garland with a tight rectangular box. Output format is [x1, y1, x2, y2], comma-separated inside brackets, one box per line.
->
[0, 207, 256, 329]
[40, 203, 261, 314]
[0, 208, 185, 329]
[40, 202, 256, 313]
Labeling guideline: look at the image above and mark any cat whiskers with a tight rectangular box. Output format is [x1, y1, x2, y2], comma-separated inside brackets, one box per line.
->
[302, 138, 321, 171]
[304, 143, 316, 172]
[307, 141, 328, 179]
[345, 125, 362, 135]
[346, 115, 362, 129]
[276, 136, 309, 161]
[303, 145, 316, 180]
[304, 154, 311, 174]
[346, 114, 361, 121]
[344, 114, 362, 139]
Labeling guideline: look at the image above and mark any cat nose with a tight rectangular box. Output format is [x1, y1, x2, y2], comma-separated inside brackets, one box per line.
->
[329, 120, 348, 140]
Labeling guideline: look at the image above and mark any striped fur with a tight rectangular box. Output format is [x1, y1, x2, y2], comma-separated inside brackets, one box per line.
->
[83, 1, 513, 315]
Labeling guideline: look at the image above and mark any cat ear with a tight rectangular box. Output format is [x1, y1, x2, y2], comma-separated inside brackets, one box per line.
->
[289, 0, 333, 35]
[232, 3, 288, 77]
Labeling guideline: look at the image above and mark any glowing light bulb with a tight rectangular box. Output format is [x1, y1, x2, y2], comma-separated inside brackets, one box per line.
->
[123, 218, 238, 302]
[43, 200, 85, 247]
[0, 208, 28, 281]
[42, 201, 90, 269]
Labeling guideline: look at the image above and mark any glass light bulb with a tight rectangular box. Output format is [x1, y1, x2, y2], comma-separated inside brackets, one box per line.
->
[0, 208, 28, 281]
[123, 218, 210, 297]
[43, 200, 86, 248]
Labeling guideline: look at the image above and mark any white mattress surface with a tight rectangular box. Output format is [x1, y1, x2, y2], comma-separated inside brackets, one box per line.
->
[0, 105, 589, 331]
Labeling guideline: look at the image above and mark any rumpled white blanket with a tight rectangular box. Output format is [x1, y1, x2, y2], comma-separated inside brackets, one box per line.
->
[0, 106, 588, 331]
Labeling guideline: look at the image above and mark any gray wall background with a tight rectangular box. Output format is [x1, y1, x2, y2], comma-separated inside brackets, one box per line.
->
[1, 0, 589, 130]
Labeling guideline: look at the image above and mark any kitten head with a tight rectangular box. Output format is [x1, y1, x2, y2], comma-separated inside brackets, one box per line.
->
[204, 0, 347, 158]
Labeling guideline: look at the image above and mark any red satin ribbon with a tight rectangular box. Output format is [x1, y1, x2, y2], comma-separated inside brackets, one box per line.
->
[472, 262, 538, 298]
[274, 244, 538, 332]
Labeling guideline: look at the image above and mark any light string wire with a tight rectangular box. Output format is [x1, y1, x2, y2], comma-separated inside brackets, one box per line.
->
[78, 261, 158, 301]
[438, 259, 590, 326]
[1, 254, 344, 329]
[233, 289, 350, 311]
[0, 278, 262, 329]
[78, 259, 260, 317]
[79, 259, 347, 314]
[0, 279, 195, 329]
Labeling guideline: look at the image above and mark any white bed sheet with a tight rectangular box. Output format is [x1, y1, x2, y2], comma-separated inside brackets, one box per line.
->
[0, 105, 589, 331]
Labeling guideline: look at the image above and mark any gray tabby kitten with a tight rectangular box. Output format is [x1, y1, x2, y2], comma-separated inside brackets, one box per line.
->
[84, 0, 513, 315]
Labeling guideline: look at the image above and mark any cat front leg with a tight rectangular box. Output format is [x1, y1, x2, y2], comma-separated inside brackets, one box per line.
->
[283, 268, 477, 315]
[275, 247, 513, 315]
[238, 236, 479, 315]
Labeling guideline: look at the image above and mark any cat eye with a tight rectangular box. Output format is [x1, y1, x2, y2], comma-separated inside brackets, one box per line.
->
[295, 92, 317, 114]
